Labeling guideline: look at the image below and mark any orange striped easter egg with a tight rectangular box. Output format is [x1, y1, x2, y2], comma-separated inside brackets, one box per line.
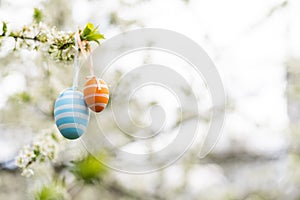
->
[83, 77, 109, 113]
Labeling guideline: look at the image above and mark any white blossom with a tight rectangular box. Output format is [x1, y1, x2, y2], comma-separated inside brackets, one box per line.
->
[15, 130, 60, 177]
[21, 168, 34, 177]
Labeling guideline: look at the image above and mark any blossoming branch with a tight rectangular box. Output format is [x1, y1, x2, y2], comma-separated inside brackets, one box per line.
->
[0, 21, 105, 61]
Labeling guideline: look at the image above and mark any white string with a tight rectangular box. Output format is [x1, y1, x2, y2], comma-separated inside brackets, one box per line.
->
[75, 33, 101, 91]
[72, 32, 79, 90]
[73, 32, 102, 91]
[75, 33, 95, 77]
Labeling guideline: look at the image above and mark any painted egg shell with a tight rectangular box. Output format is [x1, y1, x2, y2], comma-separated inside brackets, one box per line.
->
[54, 88, 90, 139]
[83, 77, 109, 113]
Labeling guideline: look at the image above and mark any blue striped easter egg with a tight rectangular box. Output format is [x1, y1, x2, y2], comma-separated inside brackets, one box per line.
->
[54, 88, 90, 139]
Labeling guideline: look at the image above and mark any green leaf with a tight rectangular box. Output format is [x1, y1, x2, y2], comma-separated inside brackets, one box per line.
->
[85, 33, 105, 42]
[81, 22, 105, 44]
[33, 8, 43, 23]
[1, 21, 7, 36]
[51, 132, 59, 142]
[10, 92, 31, 103]
[35, 183, 65, 200]
[82, 22, 94, 38]
[70, 154, 108, 183]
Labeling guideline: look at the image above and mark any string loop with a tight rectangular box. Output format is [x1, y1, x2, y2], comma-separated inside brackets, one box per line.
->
[75, 31, 101, 90]
[75, 33, 95, 77]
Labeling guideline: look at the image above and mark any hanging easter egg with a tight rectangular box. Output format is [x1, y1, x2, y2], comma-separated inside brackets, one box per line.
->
[83, 77, 109, 113]
[54, 88, 90, 139]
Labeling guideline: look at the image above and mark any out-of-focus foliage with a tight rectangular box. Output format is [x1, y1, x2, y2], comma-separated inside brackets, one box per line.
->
[10, 92, 31, 103]
[33, 8, 43, 24]
[71, 154, 108, 183]
[35, 182, 69, 200]
[1, 21, 7, 36]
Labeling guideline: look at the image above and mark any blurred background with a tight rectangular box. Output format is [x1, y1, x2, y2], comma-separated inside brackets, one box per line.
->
[0, 0, 300, 199]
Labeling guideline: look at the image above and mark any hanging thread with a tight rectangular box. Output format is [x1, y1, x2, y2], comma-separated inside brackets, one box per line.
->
[75, 33, 95, 76]
[75, 32, 102, 90]
[72, 32, 80, 90]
